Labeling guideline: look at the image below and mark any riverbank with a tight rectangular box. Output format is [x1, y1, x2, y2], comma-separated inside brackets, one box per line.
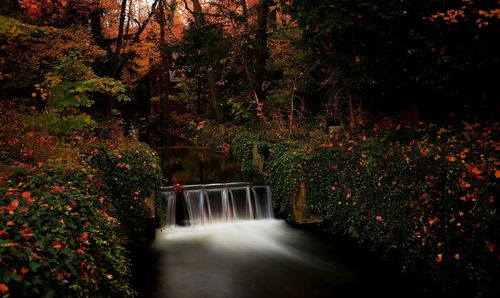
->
[0, 103, 162, 297]
[197, 120, 499, 298]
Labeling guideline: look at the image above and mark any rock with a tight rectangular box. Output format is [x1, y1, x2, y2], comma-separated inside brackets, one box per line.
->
[328, 125, 343, 134]
[309, 129, 323, 138]
[252, 144, 265, 174]
[292, 182, 323, 224]
[144, 194, 156, 219]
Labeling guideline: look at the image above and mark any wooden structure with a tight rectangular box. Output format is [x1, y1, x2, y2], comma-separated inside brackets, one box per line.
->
[132, 66, 181, 122]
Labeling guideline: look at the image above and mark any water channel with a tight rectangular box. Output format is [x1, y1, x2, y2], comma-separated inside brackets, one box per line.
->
[131, 146, 434, 298]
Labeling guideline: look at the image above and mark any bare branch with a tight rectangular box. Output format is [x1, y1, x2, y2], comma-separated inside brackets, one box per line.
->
[133, 0, 159, 42]
[183, 0, 194, 15]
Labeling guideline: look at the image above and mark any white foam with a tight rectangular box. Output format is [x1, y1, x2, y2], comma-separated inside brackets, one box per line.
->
[156, 220, 303, 259]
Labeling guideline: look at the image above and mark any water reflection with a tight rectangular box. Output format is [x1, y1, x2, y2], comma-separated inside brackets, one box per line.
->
[155, 146, 244, 184]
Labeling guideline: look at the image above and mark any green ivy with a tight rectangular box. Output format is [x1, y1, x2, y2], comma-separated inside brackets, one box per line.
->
[266, 142, 304, 220]
[0, 166, 134, 297]
[231, 133, 270, 176]
[262, 123, 499, 297]
[86, 144, 162, 240]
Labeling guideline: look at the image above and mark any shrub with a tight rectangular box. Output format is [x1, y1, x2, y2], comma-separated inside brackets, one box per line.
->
[265, 122, 499, 297]
[231, 133, 270, 177]
[86, 144, 162, 240]
[0, 166, 134, 297]
[266, 142, 303, 219]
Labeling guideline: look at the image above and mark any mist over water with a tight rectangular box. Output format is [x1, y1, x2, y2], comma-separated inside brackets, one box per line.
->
[133, 184, 428, 298]
[148, 220, 357, 298]
[158, 220, 320, 260]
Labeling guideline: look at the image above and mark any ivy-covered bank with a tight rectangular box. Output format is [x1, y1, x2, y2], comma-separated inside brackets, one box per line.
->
[1, 106, 163, 297]
[232, 122, 499, 298]
[0, 144, 162, 297]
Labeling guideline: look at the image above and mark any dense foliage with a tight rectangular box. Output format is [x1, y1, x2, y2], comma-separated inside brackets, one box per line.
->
[291, 0, 500, 115]
[87, 144, 163, 240]
[231, 133, 272, 176]
[0, 166, 134, 297]
[262, 122, 499, 297]
[0, 102, 163, 297]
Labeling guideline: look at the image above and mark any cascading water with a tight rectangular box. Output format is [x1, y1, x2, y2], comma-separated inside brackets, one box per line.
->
[161, 183, 274, 227]
[133, 148, 432, 298]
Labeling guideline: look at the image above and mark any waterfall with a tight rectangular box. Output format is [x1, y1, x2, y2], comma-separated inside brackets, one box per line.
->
[161, 183, 274, 227]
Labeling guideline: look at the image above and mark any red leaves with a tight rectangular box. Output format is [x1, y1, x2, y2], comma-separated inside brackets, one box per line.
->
[0, 283, 8, 294]
[436, 253, 443, 263]
[459, 178, 471, 189]
[76, 246, 86, 256]
[81, 232, 89, 242]
[21, 191, 31, 199]
[20, 227, 34, 239]
[428, 217, 438, 226]
[470, 167, 482, 175]
[6, 199, 19, 212]
[486, 243, 496, 253]
[51, 185, 64, 193]
[55, 270, 67, 281]
[420, 148, 430, 157]
[0, 230, 8, 237]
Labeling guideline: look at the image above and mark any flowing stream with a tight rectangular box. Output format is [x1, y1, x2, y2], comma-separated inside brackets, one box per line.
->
[131, 182, 430, 298]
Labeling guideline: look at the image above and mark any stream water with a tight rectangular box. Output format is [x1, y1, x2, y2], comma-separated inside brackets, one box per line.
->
[131, 146, 433, 298]
[131, 219, 432, 298]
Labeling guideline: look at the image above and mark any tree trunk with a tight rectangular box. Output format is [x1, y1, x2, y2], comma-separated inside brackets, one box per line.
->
[268, 0, 277, 30]
[191, 0, 204, 23]
[158, 0, 171, 124]
[0, 0, 20, 15]
[125, 0, 133, 47]
[241, 0, 247, 18]
[115, 0, 127, 57]
[192, 0, 202, 15]
[255, 0, 269, 102]
[190, 0, 222, 122]
[90, 8, 108, 50]
[207, 71, 222, 122]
